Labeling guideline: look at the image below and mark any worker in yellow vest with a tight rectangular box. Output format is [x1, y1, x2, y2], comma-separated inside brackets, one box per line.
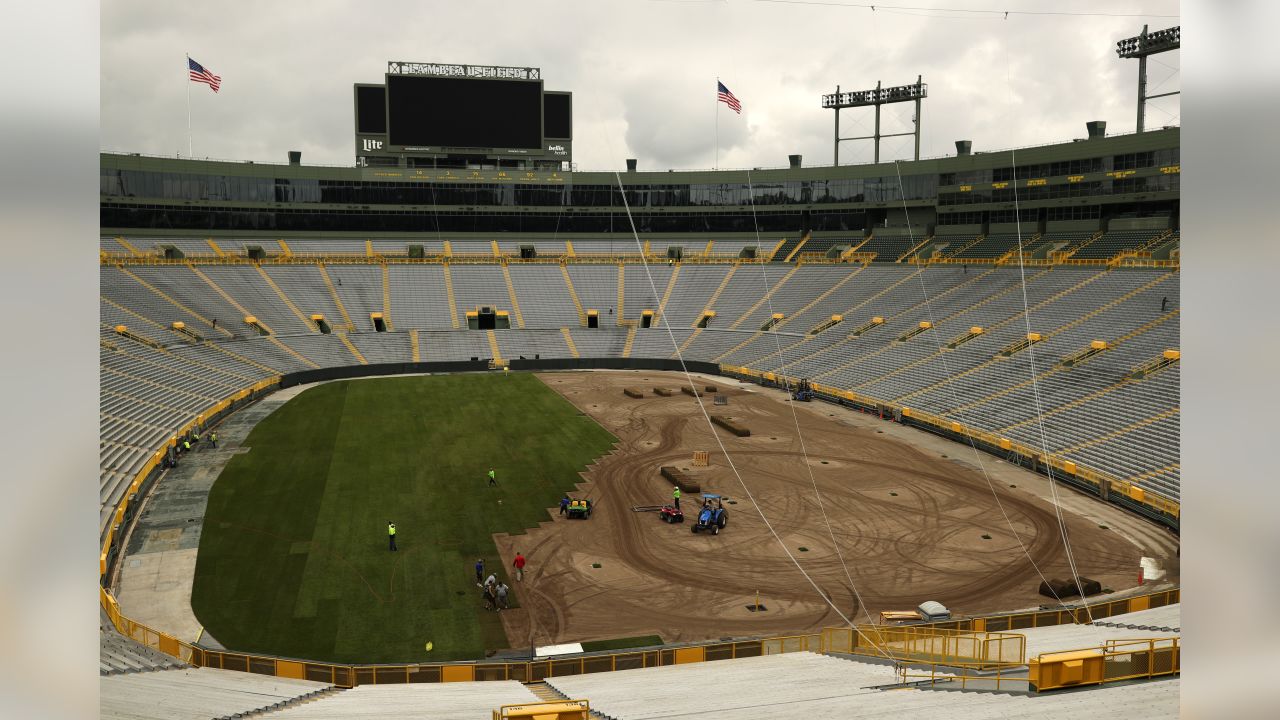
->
[673, 486, 681, 509]
[387, 521, 397, 551]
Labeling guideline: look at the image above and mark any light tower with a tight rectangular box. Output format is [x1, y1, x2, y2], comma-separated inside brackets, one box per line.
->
[1115, 25, 1180, 133]
[821, 76, 926, 165]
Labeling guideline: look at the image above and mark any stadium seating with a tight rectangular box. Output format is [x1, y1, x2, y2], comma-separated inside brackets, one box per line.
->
[261, 680, 539, 719]
[1071, 230, 1162, 260]
[98, 242, 1181, 513]
[100, 667, 333, 720]
[858, 232, 924, 262]
[543, 651, 1178, 720]
[100, 624, 187, 676]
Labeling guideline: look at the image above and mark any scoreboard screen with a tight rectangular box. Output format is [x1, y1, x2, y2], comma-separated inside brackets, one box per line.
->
[543, 92, 572, 139]
[386, 75, 543, 150]
[355, 85, 386, 134]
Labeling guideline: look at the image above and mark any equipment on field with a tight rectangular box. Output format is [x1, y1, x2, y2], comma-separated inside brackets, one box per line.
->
[917, 600, 950, 622]
[566, 498, 593, 519]
[692, 450, 709, 466]
[877, 601, 950, 625]
[791, 378, 815, 402]
[659, 504, 684, 523]
[691, 493, 728, 535]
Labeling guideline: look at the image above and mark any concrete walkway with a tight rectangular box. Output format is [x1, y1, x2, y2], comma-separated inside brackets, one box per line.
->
[115, 383, 316, 644]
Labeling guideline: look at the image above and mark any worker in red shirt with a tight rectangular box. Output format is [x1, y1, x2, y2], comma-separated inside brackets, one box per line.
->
[512, 551, 527, 582]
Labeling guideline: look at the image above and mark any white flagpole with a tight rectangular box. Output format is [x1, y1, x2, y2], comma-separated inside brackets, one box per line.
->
[715, 77, 719, 170]
[186, 54, 192, 157]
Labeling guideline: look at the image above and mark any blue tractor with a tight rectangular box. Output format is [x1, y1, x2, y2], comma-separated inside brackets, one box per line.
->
[691, 493, 728, 535]
[791, 378, 815, 402]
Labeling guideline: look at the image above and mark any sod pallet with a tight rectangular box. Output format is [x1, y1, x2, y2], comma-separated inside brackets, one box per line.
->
[1038, 575, 1103, 599]
[623, 388, 645, 399]
[653, 388, 675, 396]
[681, 386, 703, 398]
[660, 466, 701, 494]
[704, 385, 718, 393]
[711, 415, 750, 437]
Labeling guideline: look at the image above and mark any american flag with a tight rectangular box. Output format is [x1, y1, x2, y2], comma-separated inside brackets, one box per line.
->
[717, 81, 741, 114]
[188, 57, 221, 93]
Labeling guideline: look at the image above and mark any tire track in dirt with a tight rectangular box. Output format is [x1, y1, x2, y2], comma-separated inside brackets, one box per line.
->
[490, 372, 1157, 649]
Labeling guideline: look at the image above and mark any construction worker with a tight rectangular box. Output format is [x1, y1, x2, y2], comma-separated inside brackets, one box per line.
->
[496, 582, 510, 610]
[559, 496, 570, 515]
[387, 521, 397, 551]
[182, 439, 191, 454]
[210, 431, 218, 449]
[672, 486, 681, 509]
[512, 551, 526, 582]
[488, 468, 498, 487]
[475, 558, 485, 586]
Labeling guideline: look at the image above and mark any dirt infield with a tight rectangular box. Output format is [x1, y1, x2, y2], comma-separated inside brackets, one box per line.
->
[494, 371, 1175, 650]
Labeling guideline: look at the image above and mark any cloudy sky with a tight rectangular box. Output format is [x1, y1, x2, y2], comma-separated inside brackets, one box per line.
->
[101, 0, 1179, 170]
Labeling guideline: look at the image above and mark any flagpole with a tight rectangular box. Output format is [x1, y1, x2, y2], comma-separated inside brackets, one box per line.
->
[186, 54, 192, 157]
[714, 77, 719, 171]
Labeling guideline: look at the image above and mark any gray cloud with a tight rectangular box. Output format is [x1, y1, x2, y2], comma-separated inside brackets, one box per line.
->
[102, 0, 1180, 169]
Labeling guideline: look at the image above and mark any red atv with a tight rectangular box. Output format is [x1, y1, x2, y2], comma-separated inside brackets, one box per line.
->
[659, 504, 684, 523]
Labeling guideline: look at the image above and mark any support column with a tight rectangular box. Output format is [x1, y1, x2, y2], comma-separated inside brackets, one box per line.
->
[873, 81, 882, 163]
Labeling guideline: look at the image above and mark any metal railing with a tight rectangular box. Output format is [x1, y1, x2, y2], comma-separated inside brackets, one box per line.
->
[822, 625, 1025, 668]
[897, 659, 1029, 692]
[1029, 637, 1179, 691]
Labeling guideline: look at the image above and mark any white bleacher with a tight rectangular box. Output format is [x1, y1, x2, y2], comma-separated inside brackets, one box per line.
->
[569, 328, 627, 358]
[566, 265, 620, 318]
[263, 265, 346, 327]
[733, 264, 853, 331]
[495, 329, 575, 360]
[347, 331, 413, 364]
[545, 651, 1177, 720]
[419, 330, 494, 362]
[1019, 620, 1178, 661]
[629, 327, 694, 358]
[659, 265, 732, 327]
[278, 238, 368, 255]
[278, 334, 363, 366]
[102, 266, 241, 340]
[370, 239, 410, 255]
[497, 239, 568, 256]
[99, 262, 1181, 500]
[199, 266, 315, 335]
[100, 667, 331, 720]
[100, 626, 187, 676]
[571, 239, 641, 256]
[623, 264, 670, 320]
[325, 265, 385, 330]
[508, 265, 580, 327]
[707, 239, 763, 257]
[388, 265, 454, 330]
[264, 680, 538, 719]
[1095, 602, 1180, 631]
[449, 265, 511, 318]
[704, 264, 793, 326]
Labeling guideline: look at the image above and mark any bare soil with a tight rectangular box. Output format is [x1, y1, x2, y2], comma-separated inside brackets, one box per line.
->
[493, 371, 1177, 650]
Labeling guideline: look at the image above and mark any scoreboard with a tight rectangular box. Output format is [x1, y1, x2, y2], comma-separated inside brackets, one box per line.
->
[354, 62, 571, 167]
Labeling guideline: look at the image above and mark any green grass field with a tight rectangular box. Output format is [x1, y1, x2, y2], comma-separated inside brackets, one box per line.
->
[191, 373, 616, 663]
